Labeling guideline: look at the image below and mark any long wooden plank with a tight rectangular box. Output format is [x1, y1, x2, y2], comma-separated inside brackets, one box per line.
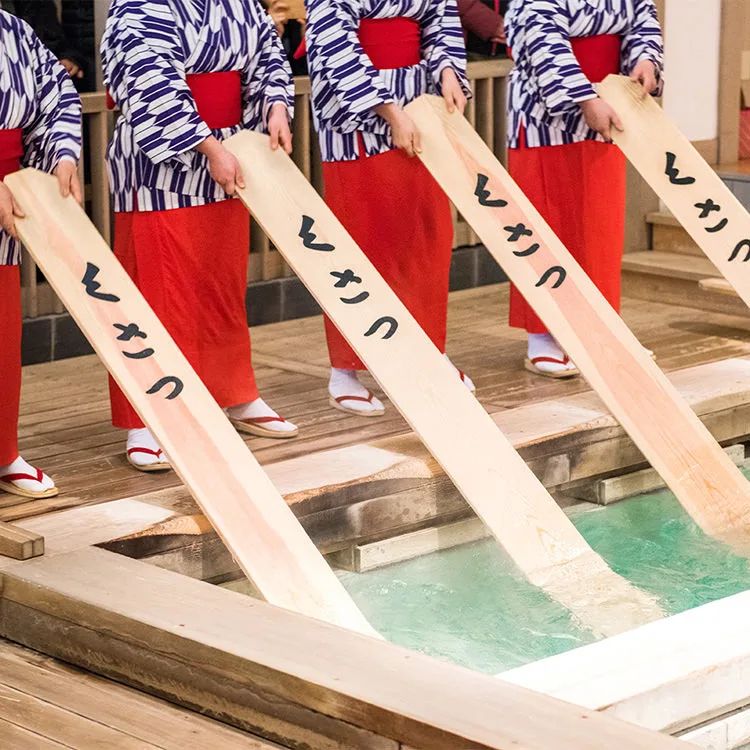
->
[4, 168, 375, 636]
[225, 130, 662, 635]
[406, 94, 750, 545]
[0, 547, 690, 750]
[598, 75, 750, 307]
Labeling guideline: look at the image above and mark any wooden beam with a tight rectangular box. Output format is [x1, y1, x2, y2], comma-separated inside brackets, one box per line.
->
[0, 522, 43, 561]
[0, 547, 688, 750]
[503, 590, 750, 734]
[225, 130, 662, 636]
[407, 94, 750, 547]
[718, 0, 746, 165]
[4, 168, 374, 636]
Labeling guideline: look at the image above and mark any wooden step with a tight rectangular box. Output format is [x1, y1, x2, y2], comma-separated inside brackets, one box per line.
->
[647, 211, 702, 256]
[622, 250, 749, 316]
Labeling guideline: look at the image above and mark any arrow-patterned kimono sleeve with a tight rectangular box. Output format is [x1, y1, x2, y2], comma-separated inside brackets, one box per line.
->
[621, 0, 664, 81]
[103, 0, 211, 169]
[421, 0, 470, 96]
[22, 21, 81, 172]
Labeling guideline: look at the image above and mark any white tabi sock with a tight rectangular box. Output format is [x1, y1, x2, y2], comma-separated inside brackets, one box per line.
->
[0, 455, 55, 492]
[328, 368, 384, 414]
[527, 333, 576, 374]
[226, 397, 297, 433]
[444, 354, 476, 392]
[126, 427, 168, 468]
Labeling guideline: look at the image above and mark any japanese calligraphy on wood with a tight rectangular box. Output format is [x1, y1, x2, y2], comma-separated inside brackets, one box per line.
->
[598, 75, 750, 310]
[4, 168, 376, 637]
[406, 93, 750, 547]
[226, 130, 664, 636]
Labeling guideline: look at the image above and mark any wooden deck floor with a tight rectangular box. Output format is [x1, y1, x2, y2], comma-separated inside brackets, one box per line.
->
[0, 638, 279, 749]
[6, 282, 750, 526]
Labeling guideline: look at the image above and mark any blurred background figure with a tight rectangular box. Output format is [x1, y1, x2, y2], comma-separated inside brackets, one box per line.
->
[457, 0, 508, 58]
[0, 0, 95, 91]
[266, 0, 308, 75]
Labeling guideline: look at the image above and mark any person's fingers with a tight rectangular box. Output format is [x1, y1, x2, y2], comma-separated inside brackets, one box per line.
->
[412, 127, 422, 155]
[71, 173, 83, 204]
[233, 158, 246, 190]
[1, 210, 18, 238]
[224, 177, 236, 196]
[77, 68, 84, 79]
[12, 196, 25, 219]
[58, 171, 71, 198]
[443, 91, 455, 114]
[269, 125, 280, 151]
[611, 110, 624, 132]
[281, 127, 293, 155]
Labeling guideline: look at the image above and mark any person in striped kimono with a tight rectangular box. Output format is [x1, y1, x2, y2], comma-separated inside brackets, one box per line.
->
[102, 0, 299, 472]
[306, 0, 476, 417]
[0, 9, 81, 499]
[505, 0, 663, 377]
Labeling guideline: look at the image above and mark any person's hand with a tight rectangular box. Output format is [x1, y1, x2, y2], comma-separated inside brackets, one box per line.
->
[267, 0, 289, 34]
[441, 67, 467, 115]
[490, 17, 506, 44]
[268, 102, 293, 154]
[630, 59, 659, 97]
[376, 103, 421, 157]
[60, 58, 84, 79]
[580, 97, 624, 141]
[0, 182, 24, 239]
[54, 160, 83, 204]
[197, 136, 245, 195]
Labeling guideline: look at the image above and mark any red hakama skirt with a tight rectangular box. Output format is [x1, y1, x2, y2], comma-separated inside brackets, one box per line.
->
[508, 35, 626, 334]
[0, 128, 24, 465]
[323, 19, 454, 370]
[108, 72, 259, 429]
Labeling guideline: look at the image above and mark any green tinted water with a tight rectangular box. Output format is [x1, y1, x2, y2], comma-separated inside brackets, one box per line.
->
[338, 487, 750, 674]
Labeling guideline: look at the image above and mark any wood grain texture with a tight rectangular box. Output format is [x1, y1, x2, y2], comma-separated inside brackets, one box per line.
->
[407, 93, 750, 545]
[0, 522, 43, 561]
[226, 130, 662, 635]
[4, 168, 374, 636]
[0, 547, 689, 750]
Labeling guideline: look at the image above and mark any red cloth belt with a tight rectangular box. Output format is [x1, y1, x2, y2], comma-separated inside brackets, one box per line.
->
[294, 17, 421, 68]
[106, 71, 242, 129]
[358, 18, 421, 69]
[570, 34, 622, 83]
[0, 128, 23, 180]
[508, 33, 621, 84]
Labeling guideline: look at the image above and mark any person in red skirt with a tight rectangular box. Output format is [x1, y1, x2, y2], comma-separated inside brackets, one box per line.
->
[0, 9, 81, 500]
[306, 0, 476, 417]
[505, 0, 663, 377]
[102, 0, 298, 472]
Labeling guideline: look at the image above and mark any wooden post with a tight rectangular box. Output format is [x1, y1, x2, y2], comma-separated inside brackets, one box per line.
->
[406, 93, 750, 546]
[4, 168, 376, 637]
[225, 131, 663, 636]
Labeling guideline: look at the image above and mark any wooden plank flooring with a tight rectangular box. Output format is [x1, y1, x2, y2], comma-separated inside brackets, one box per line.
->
[0, 638, 280, 749]
[8, 283, 750, 525]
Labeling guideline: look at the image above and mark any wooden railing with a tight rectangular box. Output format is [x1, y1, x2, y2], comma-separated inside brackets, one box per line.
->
[20, 58, 513, 320]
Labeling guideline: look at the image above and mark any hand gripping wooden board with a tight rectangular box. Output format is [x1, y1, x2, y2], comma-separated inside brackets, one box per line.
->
[4, 168, 376, 637]
[405, 94, 750, 548]
[598, 75, 750, 309]
[225, 130, 663, 636]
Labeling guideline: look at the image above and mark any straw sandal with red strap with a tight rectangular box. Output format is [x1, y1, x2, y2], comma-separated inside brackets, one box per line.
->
[0, 467, 59, 499]
[127, 446, 171, 473]
[329, 392, 386, 417]
[524, 355, 580, 379]
[230, 415, 299, 439]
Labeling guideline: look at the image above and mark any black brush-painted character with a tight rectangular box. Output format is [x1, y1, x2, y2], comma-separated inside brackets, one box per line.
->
[665, 152, 695, 186]
[146, 376, 184, 400]
[474, 174, 507, 208]
[536, 265, 567, 289]
[364, 316, 398, 340]
[82, 262, 120, 302]
[299, 215, 334, 252]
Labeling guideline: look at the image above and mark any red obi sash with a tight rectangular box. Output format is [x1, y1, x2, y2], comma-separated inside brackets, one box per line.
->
[0, 129, 23, 180]
[358, 18, 421, 70]
[107, 71, 242, 129]
[570, 34, 622, 83]
[508, 34, 621, 84]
